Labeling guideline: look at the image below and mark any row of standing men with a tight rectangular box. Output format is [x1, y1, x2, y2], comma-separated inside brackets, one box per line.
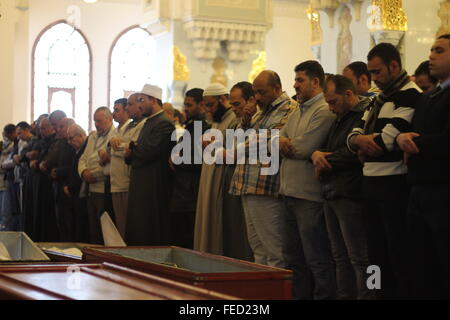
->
[0, 38, 448, 300]
[190, 40, 450, 300]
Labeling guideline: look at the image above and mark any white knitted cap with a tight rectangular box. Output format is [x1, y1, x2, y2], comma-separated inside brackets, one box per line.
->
[203, 83, 228, 97]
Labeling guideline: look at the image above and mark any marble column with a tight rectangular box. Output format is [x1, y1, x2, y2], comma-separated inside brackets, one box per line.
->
[369, 0, 408, 59]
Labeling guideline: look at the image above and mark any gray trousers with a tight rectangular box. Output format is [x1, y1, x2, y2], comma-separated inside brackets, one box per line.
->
[112, 192, 128, 239]
[241, 194, 286, 269]
[88, 192, 105, 244]
[324, 198, 375, 300]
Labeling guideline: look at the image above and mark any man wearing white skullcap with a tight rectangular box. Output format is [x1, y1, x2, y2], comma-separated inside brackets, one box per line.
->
[194, 83, 236, 255]
[137, 84, 164, 117]
[202, 83, 231, 123]
[203, 83, 229, 96]
[125, 84, 176, 245]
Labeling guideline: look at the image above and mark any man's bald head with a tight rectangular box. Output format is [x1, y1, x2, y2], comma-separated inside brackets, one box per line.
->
[252, 70, 283, 110]
[254, 70, 282, 90]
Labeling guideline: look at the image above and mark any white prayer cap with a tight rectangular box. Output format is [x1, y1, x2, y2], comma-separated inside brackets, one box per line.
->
[203, 83, 228, 97]
[140, 84, 163, 100]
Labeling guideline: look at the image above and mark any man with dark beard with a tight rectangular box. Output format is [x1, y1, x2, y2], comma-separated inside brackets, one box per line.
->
[194, 83, 236, 255]
[125, 84, 175, 246]
[169, 88, 210, 249]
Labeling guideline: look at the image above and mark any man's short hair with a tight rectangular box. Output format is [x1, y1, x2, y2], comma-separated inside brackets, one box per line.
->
[367, 42, 402, 69]
[95, 106, 113, 118]
[173, 109, 183, 122]
[37, 114, 49, 127]
[163, 102, 175, 113]
[68, 124, 86, 137]
[294, 60, 326, 88]
[16, 121, 31, 131]
[345, 61, 372, 83]
[37, 114, 48, 121]
[414, 61, 439, 85]
[49, 110, 67, 122]
[3, 124, 16, 135]
[231, 81, 255, 101]
[63, 118, 76, 127]
[185, 88, 204, 104]
[114, 98, 128, 109]
[325, 74, 357, 95]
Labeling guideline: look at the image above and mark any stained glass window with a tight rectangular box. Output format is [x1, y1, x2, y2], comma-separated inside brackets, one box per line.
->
[33, 21, 91, 130]
[109, 26, 156, 107]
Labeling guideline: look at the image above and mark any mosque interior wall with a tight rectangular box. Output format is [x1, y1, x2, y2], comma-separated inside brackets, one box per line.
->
[0, 0, 448, 129]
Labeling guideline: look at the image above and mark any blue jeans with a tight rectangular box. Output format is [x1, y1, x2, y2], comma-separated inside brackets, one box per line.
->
[280, 196, 336, 300]
[324, 198, 374, 300]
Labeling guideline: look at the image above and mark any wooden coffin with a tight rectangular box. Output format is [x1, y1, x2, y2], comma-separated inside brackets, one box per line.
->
[0, 232, 50, 263]
[37, 243, 102, 263]
[82, 246, 293, 300]
[0, 262, 239, 300]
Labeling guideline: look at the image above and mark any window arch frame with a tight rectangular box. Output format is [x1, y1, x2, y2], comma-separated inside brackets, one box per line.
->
[107, 25, 155, 108]
[31, 20, 93, 131]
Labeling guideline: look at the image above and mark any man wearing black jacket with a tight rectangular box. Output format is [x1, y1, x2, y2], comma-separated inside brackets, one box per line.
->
[45, 118, 76, 241]
[312, 75, 373, 300]
[125, 84, 175, 246]
[169, 88, 210, 249]
[65, 124, 89, 243]
[34, 117, 59, 241]
[397, 34, 450, 299]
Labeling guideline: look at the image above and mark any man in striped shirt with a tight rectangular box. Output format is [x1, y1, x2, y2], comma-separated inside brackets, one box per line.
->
[347, 43, 422, 299]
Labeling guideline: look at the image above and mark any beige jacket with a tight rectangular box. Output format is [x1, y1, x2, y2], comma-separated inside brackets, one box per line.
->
[110, 118, 146, 193]
[78, 127, 115, 194]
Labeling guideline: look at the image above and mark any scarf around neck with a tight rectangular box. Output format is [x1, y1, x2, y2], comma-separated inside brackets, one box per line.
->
[364, 69, 410, 134]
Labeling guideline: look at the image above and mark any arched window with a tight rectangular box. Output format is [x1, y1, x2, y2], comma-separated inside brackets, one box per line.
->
[109, 26, 156, 107]
[32, 21, 92, 130]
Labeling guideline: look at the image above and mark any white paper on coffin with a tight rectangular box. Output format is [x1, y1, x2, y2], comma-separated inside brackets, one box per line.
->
[100, 212, 127, 247]
[0, 243, 12, 261]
